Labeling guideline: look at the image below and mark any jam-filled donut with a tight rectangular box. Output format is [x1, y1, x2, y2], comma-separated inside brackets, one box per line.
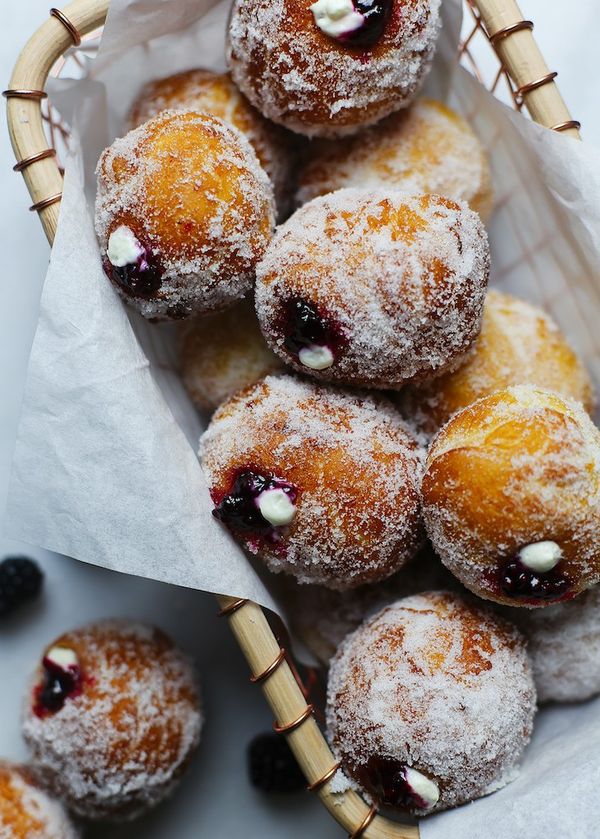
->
[180, 299, 283, 413]
[422, 386, 600, 608]
[296, 98, 493, 218]
[126, 69, 295, 218]
[22, 620, 203, 821]
[0, 761, 80, 839]
[255, 189, 489, 388]
[200, 374, 425, 589]
[511, 585, 600, 704]
[227, 0, 442, 138]
[283, 546, 460, 665]
[327, 592, 535, 814]
[95, 110, 275, 320]
[400, 290, 595, 438]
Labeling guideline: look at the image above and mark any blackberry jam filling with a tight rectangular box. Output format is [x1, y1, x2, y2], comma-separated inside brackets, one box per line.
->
[342, 1, 393, 48]
[499, 557, 572, 602]
[104, 250, 163, 298]
[282, 298, 343, 370]
[33, 648, 83, 717]
[213, 470, 298, 539]
[357, 756, 440, 811]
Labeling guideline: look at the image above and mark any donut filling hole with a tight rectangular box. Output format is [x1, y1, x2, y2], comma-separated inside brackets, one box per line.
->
[33, 647, 84, 718]
[496, 544, 573, 604]
[310, 0, 393, 49]
[212, 469, 298, 542]
[104, 225, 163, 298]
[357, 756, 440, 811]
[282, 298, 344, 370]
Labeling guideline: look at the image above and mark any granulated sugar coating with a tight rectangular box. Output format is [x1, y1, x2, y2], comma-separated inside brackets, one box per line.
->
[126, 69, 296, 218]
[399, 290, 596, 438]
[200, 374, 425, 589]
[282, 545, 461, 665]
[22, 620, 203, 822]
[509, 585, 600, 704]
[0, 761, 80, 839]
[255, 189, 489, 389]
[180, 298, 283, 413]
[422, 386, 600, 608]
[227, 0, 441, 138]
[296, 98, 493, 219]
[326, 591, 536, 815]
[95, 110, 275, 320]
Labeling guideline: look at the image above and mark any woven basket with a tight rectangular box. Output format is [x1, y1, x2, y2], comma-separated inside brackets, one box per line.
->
[3, 2, 582, 836]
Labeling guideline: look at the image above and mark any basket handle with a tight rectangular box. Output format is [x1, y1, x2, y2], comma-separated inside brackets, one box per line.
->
[3, 0, 582, 835]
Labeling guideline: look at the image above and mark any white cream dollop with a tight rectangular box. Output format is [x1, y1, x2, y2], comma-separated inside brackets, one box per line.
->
[404, 767, 440, 810]
[518, 541, 563, 573]
[310, 0, 363, 39]
[107, 225, 144, 268]
[258, 488, 297, 527]
[45, 646, 79, 670]
[299, 344, 335, 370]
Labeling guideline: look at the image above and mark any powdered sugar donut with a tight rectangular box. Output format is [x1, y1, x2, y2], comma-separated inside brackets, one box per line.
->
[127, 69, 296, 218]
[255, 189, 489, 388]
[326, 591, 536, 814]
[283, 546, 460, 664]
[296, 98, 493, 218]
[22, 620, 203, 822]
[227, 0, 442, 138]
[200, 374, 425, 589]
[400, 290, 595, 438]
[422, 386, 600, 608]
[95, 110, 275, 320]
[180, 299, 283, 413]
[0, 761, 79, 839]
[510, 585, 600, 703]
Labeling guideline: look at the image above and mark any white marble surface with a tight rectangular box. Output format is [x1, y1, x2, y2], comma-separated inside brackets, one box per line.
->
[1, 2, 598, 837]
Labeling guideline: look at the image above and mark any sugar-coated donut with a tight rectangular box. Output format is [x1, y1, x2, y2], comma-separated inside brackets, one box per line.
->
[283, 546, 460, 665]
[510, 585, 600, 704]
[0, 761, 80, 839]
[200, 374, 425, 589]
[296, 98, 493, 218]
[95, 110, 275, 320]
[227, 0, 442, 138]
[326, 591, 536, 814]
[400, 290, 595, 438]
[422, 386, 600, 608]
[22, 620, 203, 822]
[180, 299, 283, 413]
[255, 189, 489, 388]
[126, 69, 295, 217]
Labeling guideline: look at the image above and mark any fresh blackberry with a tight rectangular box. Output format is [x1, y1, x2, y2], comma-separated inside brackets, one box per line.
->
[247, 732, 305, 793]
[0, 557, 44, 617]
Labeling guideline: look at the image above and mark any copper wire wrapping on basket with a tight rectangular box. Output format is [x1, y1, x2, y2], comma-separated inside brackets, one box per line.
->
[13, 148, 57, 172]
[29, 192, 62, 212]
[551, 119, 582, 132]
[50, 7, 82, 46]
[249, 648, 286, 684]
[516, 71, 558, 97]
[273, 703, 314, 734]
[349, 803, 378, 839]
[489, 19, 534, 45]
[2, 89, 47, 100]
[217, 597, 248, 617]
[307, 760, 342, 792]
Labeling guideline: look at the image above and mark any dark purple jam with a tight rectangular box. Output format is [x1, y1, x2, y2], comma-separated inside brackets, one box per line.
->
[103, 245, 163, 299]
[212, 470, 297, 542]
[357, 757, 433, 811]
[340, 1, 392, 49]
[496, 556, 572, 603]
[33, 655, 83, 718]
[282, 298, 343, 363]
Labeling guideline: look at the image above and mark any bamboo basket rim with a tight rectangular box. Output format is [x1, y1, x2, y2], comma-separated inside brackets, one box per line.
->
[3, 1, 582, 836]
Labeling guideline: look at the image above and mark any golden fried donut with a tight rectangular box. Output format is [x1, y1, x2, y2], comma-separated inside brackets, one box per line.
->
[22, 620, 203, 821]
[400, 290, 595, 438]
[510, 585, 600, 704]
[296, 98, 493, 218]
[422, 386, 600, 607]
[0, 762, 79, 839]
[283, 545, 460, 665]
[200, 374, 425, 589]
[255, 189, 489, 388]
[227, 0, 442, 138]
[127, 69, 295, 217]
[326, 592, 535, 814]
[95, 110, 275, 320]
[180, 299, 283, 413]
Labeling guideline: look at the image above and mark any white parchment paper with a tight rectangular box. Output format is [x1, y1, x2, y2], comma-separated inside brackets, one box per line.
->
[4, 0, 600, 835]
